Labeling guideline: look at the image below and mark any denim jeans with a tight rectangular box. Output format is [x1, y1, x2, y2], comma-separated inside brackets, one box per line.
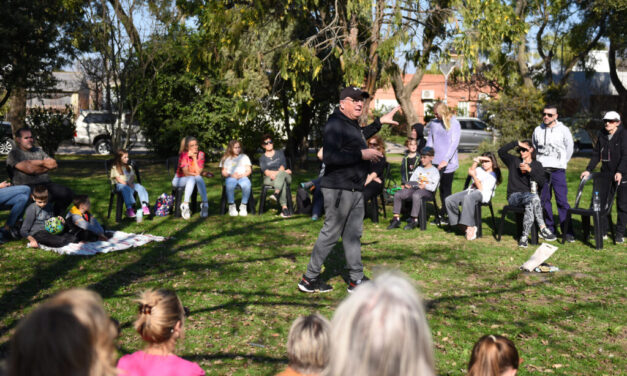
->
[115, 183, 150, 209]
[0, 185, 31, 227]
[508, 191, 545, 238]
[172, 175, 208, 202]
[225, 177, 251, 204]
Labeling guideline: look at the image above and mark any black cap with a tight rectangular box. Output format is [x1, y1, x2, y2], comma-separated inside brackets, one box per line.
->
[420, 147, 434, 156]
[340, 87, 370, 101]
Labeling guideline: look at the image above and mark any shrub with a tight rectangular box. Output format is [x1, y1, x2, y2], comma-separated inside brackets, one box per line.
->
[27, 106, 76, 157]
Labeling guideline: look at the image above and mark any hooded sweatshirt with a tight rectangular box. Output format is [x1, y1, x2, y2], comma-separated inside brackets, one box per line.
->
[531, 121, 574, 169]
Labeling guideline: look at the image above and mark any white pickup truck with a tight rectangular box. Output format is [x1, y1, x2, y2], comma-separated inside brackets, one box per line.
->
[73, 111, 146, 154]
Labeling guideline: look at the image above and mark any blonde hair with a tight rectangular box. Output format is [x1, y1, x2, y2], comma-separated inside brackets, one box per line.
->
[8, 289, 118, 376]
[434, 101, 452, 130]
[323, 272, 435, 376]
[467, 335, 519, 376]
[287, 313, 331, 374]
[135, 289, 185, 344]
[221, 140, 242, 163]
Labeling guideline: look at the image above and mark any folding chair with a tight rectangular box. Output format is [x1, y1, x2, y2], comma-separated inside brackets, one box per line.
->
[219, 182, 256, 215]
[258, 157, 295, 215]
[105, 159, 142, 223]
[167, 156, 198, 218]
[463, 175, 497, 239]
[496, 204, 539, 244]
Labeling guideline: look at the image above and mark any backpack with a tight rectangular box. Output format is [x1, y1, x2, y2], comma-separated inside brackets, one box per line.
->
[296, 186, 313, 215]
[154, 193, 174, 216]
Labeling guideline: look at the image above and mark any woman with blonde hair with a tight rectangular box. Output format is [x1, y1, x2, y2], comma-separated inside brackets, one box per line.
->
[276, 313, 331, 376]
[8, 288, 118, 376]
[324, 272, 435, 376]
[172, 136, 210, 219]
[363, 135, 387, 206]
[219, 140, 252, 216]
[425, 102, 461, 223]
[117, 288, 204, 376]
[467, 334, 520, 376]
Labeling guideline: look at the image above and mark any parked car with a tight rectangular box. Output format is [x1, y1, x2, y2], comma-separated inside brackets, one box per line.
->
[0, 121, 13, 155]
[73, 111, 145, 154]
[424, 116, 497, 151]
[560, 117, 597, 152]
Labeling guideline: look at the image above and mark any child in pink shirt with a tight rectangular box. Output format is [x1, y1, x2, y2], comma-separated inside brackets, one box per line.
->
[117, 289, 204, 376]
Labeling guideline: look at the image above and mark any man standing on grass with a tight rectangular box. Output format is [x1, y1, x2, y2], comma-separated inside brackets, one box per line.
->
[297, 87, 400, 294]
[532, 104, 574, 242]
[7, 127, 73, 216]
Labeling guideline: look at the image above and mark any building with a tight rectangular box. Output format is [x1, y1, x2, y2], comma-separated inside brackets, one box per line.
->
[26, 72, 90, 114]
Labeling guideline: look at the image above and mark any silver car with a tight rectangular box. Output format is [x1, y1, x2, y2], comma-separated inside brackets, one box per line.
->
[457, 117, 496, 150]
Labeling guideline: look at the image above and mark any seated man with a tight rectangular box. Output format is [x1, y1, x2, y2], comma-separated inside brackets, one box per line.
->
[0, 181, 31, 242]
[387, 147, 440, 230]
[7, 127, 73, 216]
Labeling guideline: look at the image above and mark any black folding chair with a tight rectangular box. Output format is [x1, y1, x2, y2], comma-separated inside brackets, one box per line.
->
[167, 156, 198, 218]
[496, 204, 539, 245]
[417, 181, 441, 230]
[463, 175, 497, 239]
[563, 172, 617, 249]
[219, 181, 256, 215]
[365, 162, 390, 223]
[106, 159, 142, 223]
[258, 157, 294, 215]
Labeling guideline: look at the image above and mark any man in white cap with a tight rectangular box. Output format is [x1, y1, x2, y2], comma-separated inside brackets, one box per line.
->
[581, 111, 627, 243]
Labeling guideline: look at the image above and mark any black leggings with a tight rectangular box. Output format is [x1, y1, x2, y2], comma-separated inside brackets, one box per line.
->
[439, 171, 455, 215]
[363, 181, 383, 203]
[33, 230, 76, 247]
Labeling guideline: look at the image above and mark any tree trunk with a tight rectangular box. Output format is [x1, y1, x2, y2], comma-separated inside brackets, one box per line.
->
[7, 88, 27, 135]
[608, 38, 626, 96]
[391, 69, 425, 134]
[514, 0, 533, 88]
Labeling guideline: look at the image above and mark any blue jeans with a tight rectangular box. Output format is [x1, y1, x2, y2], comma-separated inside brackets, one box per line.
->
[225, 177, 251, 204]
[0, 185, 31, 227]
[172, 175, 208, 203]
[116, 183, 150, 209]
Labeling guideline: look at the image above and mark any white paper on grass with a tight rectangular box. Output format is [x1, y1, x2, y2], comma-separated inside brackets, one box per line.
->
[520, 243, 558, 272]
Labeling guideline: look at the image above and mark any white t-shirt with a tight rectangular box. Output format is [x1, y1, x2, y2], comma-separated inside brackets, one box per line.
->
[468, 167, 497, 203]
[220, 154, 252, 176]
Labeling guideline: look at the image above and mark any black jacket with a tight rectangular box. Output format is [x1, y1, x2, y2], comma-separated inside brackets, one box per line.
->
[321, 108, 382, 191]
[585, 126, 627, 176]
[498, 141, 546, 198]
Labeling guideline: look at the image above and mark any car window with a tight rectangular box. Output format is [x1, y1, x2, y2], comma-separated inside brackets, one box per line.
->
[472, 121, 486, 130]
[84, 113, 115, 124]
[459, 120, 471, 130]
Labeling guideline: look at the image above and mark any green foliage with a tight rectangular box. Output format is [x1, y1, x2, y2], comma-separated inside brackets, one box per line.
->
[480, 87, 545, 144]
[27, 106, 76, 157]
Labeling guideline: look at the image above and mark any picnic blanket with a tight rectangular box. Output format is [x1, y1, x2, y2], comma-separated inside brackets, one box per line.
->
[37, 231, 166, 256]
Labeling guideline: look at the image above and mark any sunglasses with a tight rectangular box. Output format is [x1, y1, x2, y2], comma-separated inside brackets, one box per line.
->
[516, 147, 529, 153]
[21, 136, 33, 140]
[604, 119, 619, 123]
[369, 143, 378, 146]
[542, 112, 555, 118]
[263, 140, 273, 145]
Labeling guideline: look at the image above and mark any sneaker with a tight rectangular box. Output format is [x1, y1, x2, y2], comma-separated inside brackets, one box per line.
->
[347, 276, 370, 293]
[239, 203, 248, 217]
[201, 202, 209, 218]
[126, 208, 136, 218]
[181, 202, 191, 220]
[387, 217, 401, 230]
[300, 181, 314, 190]
[404, 217, 419, 230]
[311, 214, 319, 221]
[298, 275, 333, 293]
[539, 227, 557, 241]
[228, 203, 238, 216]
[142, 205, 151, 216]
[615, 234, 624, 244]
[518, 236, 529, 248]
[563, 234, 575, 243]
[280, 207, 292, 218]
[269, 192, 279, 202]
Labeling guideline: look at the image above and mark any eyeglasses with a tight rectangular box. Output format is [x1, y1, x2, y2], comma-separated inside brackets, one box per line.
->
[368, 143, 378, 147]
[21, 136, 33, 140]
[516, 147, 529, 153]
[542, 112, 555, 118]
[481, 160, 492, 163]
[604, 120, 619, 123]
[344, 97, 364, 104]
[263, 140, 273, 145]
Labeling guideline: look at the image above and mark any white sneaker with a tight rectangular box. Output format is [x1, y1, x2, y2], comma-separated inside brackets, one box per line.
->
[181, 202, 191, 220]
[239, 203, 248, 217]
[228, 204, 238, 216]
[200, 202, 209, 218]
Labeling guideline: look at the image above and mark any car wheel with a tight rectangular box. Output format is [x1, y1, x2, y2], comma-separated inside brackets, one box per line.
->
[0, 138, 12, 155]
[94, 139, 112, 155]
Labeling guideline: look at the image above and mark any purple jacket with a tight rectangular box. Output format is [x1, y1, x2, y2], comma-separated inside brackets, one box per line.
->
[426, 116, 461, 173]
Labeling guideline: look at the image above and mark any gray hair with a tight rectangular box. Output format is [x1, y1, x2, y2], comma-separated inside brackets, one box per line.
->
[324, 272, 435, 376]
[287, 313, 331, 374]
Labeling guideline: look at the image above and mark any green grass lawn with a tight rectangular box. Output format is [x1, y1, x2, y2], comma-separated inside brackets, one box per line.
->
[0, 155, 624, 375]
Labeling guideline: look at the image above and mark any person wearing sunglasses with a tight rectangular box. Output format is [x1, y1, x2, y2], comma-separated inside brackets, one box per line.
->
[260, 134, 292, 218]
[363, 135, 387, 211]
[532, 104, 575, 242]
[498, 140, 557, 247]
[580, 111, 627, 243]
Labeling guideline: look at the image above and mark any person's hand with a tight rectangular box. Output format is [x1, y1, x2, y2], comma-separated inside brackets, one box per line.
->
[405, 184, 412, 189]
[374, 177, 382, 184]
[0, 181, 10, 189]
[201, 171, 214, 178]
[580, 171, 590, 180]
[233, 172, 242, 179]
[380, 106, 401, 125]
[58, 216, 65, 224]
[361, 148, 383, 162]
[98, 234, 108, 241]
[42, 159, 57, 169]
[29, 239, 38, 248]
[437, 160, 448, 170]
[519, 163, 531, 173]
[615, 172, 622, 182]
[517, 140, 527, 148]
[286, 169, 292, 175]
[468, 167, 477, 177]
[418, 183, 426, 190]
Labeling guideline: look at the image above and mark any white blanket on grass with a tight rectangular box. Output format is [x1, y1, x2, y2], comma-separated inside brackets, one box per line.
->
[37, 231, 166, 256]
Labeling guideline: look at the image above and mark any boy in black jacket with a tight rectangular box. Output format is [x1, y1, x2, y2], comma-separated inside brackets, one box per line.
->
[498, 140, 557, 247]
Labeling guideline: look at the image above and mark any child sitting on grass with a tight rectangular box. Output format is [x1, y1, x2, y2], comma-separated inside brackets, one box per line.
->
[66, 195, 108, 242]
[20, 185, 76, 248]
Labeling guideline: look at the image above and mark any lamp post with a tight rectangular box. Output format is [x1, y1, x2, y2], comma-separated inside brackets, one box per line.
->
[439, 57, 459, 104]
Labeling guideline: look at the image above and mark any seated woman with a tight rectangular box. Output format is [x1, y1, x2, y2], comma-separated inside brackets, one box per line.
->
[259, 134, 292, 218]
[467, 334, 520, 376]
[498, 140, 556, 247]
[388, 147, 439, 230]
[219, 140, 252, 217]
[445, 152, 501, 240]
[0, 181, 30, 243]
[401, 138, 419, 185]
[117, 289, 205, 376]
[110, 149, 150, 218]
[363, 135, 387, 206]
[172, 137, 210, 220]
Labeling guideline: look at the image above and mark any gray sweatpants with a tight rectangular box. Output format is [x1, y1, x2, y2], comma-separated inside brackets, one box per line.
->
[392, 188, 433, 217]
[445, 190, 483, 227]
[305, 188, 364, 281]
